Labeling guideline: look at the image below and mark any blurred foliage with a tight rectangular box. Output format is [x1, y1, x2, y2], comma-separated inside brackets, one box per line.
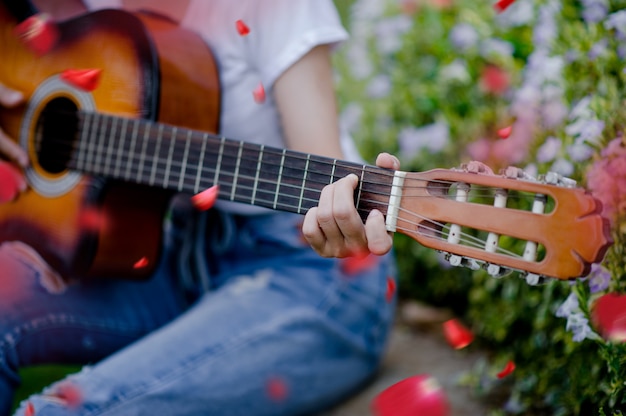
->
[334, 0, 626, 414]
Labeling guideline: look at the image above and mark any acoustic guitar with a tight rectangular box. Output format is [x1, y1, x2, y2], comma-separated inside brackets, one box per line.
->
[0, 6, 612, 283]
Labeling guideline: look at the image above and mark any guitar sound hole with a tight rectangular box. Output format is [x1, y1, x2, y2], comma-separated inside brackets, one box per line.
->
[36, 97, 79, 174]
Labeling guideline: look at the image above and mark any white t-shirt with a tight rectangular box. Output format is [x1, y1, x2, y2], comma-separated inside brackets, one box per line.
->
[83, 0, 359, 214]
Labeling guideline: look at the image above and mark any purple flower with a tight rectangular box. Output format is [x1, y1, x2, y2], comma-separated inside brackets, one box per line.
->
[556, 293, 599, 342]
[536, 136, 561, 163]
[588, 264, 611, 293]
[449, 23, 479, 52]
[605, 10, 626, 41]
[581, 0, 609, 24]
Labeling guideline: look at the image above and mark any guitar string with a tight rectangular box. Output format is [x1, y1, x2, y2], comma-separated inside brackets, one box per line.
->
[38, 132, 541, 206]
[31, 128, 539, 261]
[37, 111, 544, 211]
[38, 109, 545, 200]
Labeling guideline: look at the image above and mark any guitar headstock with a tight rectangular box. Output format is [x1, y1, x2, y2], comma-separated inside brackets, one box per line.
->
[393, 162, 613, 282]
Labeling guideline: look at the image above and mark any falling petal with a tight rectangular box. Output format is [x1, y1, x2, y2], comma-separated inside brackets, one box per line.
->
[60, 69, 102, 92]
[24, 401, 35, 416]
[497, 126, 513, 139]
[266, 376, 289, 402]
[191, 185, 219, 211]
[253, 83, 266, 104]
[341, 252, 378, 275]
[385, 277, 396, 303]
[13, 13, 59, 55]
[55, 382, 83, 408]
[133, 257, 149, 269]
[496, 360, 516, 378]
[591, 293, 626, 342]
[78, 207, 105, 232]
[0, 162, 24, 203]
[442, 319, 474, 349]
[371, 374, 450, 416]
[236, 19, 250, 36]
[494, 0, 516, 13]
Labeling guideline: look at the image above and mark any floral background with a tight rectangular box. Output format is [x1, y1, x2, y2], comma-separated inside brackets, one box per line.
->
[333, 0, 626, 414]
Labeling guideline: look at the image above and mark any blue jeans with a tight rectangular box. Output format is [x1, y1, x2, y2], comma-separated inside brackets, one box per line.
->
[1, 201, 396, 416]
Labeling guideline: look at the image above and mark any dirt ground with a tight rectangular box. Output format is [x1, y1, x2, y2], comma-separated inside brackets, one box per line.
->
[323, 301, 496, 416]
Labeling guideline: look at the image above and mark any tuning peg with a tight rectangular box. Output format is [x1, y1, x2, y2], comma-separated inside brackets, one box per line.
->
[541, 172, 577, 188]
[502, 166, 537, 181]
[523, 273, 547, 286]
[445, 254, 481, 270]
[486, 264, 512, 278]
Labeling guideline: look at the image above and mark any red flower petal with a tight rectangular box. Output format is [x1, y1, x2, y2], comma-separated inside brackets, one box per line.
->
[341, 252, 378, 275]
[78, 207, 106, 232]
[591, 293, 626, 342]
[24, 401, 35, 416]
[60, 69, 102, 92]
[480, 65, 510, 95]
[133, 257, 150, 269]
[442, 319, 474, 349]
[13, 14, 59, 55]
[266, 376, 289, 402]
[55, 382, 83, 408]
[0, 162, 25, 203]
[497, 125, 513, 139]
[253, 83, 266, 104]
[372, 374, 450, 416]
[493, 0, 516, 12]
[236, 19, 250, 36]
[191, 185, 219, 211]
[385, 276, 396, 303]
[496, 360, 516, 379]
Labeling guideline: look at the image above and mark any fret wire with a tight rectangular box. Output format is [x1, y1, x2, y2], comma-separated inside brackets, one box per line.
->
[114, 117, 129, 179]
[273, 148, 287, 210]
[124, 118, 140, 181]
[297, 154, 311, 214]
[330, 159, 337, 184]
[163, 126, 177, 189]
[178, 130, 192, 192]
[85, 112, 98, 171]
[103, 116, 118, 175]
[251, 144, 264, 205]
[92, 113, 107, 173]
[230, 141, 244, 201]
[76, 112, 91, 171]
[356, 165, 366, 210]
[137, 120, 150, 184]
[194, 132, 208, 193]
[214, 136, 225, 185]
[149, 123, 164, 186]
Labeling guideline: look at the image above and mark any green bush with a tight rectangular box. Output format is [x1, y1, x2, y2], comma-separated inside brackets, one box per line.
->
[335, 0, 626, 414]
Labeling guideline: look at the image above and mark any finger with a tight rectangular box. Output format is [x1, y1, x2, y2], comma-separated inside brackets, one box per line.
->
[365, 209, 393, 255]
[375, 152, 400, 170]
[0, 83, 24, 108]
[314, 182, 344, 254]
[302, 207, 327, 254]
[332, 174, 367, 252]
[0, 128, 29, 167]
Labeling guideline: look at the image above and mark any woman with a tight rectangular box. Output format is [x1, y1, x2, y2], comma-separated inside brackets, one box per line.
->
[0, 1, 399, 414]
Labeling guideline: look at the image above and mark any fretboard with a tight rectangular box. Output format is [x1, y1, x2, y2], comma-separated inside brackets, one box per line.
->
[63, 112, 394, 220]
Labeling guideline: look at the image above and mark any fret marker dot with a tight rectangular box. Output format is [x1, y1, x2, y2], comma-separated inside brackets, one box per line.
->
[192, 185, 219, 211]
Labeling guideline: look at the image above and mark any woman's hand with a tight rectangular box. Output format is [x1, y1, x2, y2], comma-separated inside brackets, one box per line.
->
[302, 153, 399, 258]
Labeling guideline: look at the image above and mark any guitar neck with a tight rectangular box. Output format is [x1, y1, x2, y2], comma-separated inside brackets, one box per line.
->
[66, 111, 394, 219]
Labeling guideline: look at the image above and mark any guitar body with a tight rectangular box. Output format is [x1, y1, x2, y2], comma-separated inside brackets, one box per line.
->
[0, 6, 220, 280]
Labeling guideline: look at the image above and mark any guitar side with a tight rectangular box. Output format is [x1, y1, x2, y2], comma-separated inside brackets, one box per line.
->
[0, 7, 220, 280]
